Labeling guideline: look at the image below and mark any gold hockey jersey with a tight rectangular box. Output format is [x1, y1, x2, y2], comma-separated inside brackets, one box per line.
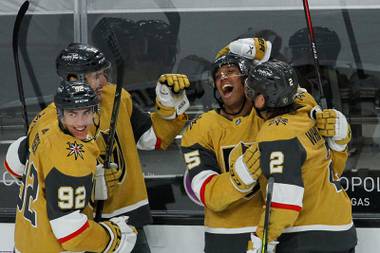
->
[182, 107, 265, 231]
[255, 105, 357, 251]
[23, 83, 186, 226]
[94, 84, 186, 224]
[14, 121, 112, 253]
[181, 90, 350, 252]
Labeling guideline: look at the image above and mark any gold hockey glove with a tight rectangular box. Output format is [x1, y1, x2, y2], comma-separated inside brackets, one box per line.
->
[229, 143, 262, 192]
[100, 216, 137, 253]
[94, 162, 121, 200]
[316, 109, 337, 137]
[159, 73, 190, 94]
[215, 37, 272, 64]
[155, 74, 190, 120]
[313, 107, 351, 151]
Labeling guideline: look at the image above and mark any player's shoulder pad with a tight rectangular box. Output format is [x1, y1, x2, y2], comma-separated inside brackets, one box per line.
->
[182, 110, 219, 144]
[258, 115, 296, 142]
[294, 89, 318, 108]
[103, 83, 131, 100]
[29, 125, 52, 155]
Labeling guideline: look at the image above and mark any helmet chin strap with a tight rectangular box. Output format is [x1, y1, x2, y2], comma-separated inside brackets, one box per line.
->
[222, 95, 247, 116]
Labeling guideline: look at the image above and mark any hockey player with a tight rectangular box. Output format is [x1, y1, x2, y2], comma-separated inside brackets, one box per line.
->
[5, 43, 190, 253]
[181, 38, 351, 253]
[14, 81, 137, 253]
[237, 60, 356, 253]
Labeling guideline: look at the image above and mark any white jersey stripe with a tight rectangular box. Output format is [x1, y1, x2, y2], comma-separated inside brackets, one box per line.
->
[272, 182, 304, 208]
[49, 210, 88, 240]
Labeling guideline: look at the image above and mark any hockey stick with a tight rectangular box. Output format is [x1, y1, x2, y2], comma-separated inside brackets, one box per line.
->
[302, 0, 328, 109]
[95, 29, 125, 222]
[13, 0, 30, 133]
[261, 177, 274, 253]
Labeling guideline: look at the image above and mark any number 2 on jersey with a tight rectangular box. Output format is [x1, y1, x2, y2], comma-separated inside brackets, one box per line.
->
[270, 151, 284, 174]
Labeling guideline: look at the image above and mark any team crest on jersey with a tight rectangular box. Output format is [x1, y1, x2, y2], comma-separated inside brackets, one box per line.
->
[66, 141, 85, 160]
[268, 117, 288, 126]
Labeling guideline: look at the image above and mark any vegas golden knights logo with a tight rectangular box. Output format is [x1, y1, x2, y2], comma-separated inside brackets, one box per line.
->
[66, 141, 85, 160]
[97, 130, 126, 181]
[268, 117, 288, 126]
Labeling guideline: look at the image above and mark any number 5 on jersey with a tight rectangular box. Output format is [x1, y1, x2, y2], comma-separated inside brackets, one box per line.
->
[184, 150, 201, 170]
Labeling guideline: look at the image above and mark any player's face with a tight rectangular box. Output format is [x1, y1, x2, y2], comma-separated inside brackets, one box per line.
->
[215, 65, 245, 110]
[62, 108, 95, 140]
[85, 67, 109, 100]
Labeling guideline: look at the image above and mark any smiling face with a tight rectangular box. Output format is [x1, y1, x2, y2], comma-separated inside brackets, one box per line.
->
[61, 107, 95, 140]
[214, 64, 246, 113]
[84, 67, 110, 101]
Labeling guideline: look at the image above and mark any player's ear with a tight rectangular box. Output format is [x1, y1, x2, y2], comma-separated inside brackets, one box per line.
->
[254, 94, 266, 109]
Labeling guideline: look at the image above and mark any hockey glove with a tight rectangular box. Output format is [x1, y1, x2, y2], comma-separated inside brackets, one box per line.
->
[229, 143, 262, 193]
[247, 233, 278, 253]
[155, 74, 190, 120]
[100, 216, 137, 253]
[215, 37, 272, 65]
[94, 162, 121, 200]
[312, 107, 351, 151]
[4, 136, 27, 180]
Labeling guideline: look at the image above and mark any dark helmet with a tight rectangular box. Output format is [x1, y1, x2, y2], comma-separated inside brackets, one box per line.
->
[211, 53, 251, 83]
[56, 43, 111, 80]
[245, 60, 298, 108]
[54, 80, 99, 117]
[288, 26, 341, 66]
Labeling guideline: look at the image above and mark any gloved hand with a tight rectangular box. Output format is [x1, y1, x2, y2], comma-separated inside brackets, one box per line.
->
[311, 107, 351, 151]
[215, 37, 272, 64]
[247, 233, 278, 253]
[155, 74, 190, 120]
[229, 143, 262, 192]
[94, 162, 121, 200]
[100, 216, 138, 253]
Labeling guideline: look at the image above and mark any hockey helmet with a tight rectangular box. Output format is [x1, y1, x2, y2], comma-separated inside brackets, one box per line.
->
[54, 80, 99, 117]
[211, 53, 251, 83]
[245, 60, 298, 108]
[56, 43, 111, 81]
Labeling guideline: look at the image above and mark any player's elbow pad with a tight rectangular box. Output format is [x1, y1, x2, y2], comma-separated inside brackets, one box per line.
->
[4, 136, 28, 179]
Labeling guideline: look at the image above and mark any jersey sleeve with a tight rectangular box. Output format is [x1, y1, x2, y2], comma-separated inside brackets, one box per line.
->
[125, 89, 186, 150]
[181, 117, 248, 211]
[150, 112, 187, 150]
[44, 167, 110, 252]
[330, 149, 348, 177]
[4, 136, 27, 179]
[256, 138, 307, 242]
